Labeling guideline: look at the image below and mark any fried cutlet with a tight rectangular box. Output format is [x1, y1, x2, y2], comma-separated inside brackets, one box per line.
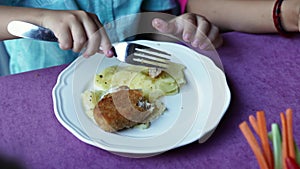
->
[93, 87, 154, 132]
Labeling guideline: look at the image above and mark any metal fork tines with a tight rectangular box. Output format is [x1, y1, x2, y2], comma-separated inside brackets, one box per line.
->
[113, 42, 171, 69]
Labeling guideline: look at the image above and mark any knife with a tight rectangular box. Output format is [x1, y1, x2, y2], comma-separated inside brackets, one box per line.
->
[7, 21, 58, 42]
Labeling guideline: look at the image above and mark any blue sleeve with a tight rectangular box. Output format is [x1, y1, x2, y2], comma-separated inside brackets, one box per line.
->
[0, 0, 80, 10]
[141, 0, 177, 11]
[0, 0, 13, 5]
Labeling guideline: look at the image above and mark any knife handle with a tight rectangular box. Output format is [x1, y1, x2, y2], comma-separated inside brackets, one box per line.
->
[28, 26, 58, 42]
[7, 21, 58, 42]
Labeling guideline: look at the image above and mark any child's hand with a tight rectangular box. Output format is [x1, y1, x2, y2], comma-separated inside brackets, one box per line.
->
[41, 10, 113, 57]
[152, 13, 223, 50]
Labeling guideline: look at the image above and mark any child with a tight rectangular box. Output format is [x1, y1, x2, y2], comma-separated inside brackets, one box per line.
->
[0, 0, 222, 74]
[186, 0, 299, 34]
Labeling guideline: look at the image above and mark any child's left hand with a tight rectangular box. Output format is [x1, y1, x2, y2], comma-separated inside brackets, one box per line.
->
[152, 13, 223, 50]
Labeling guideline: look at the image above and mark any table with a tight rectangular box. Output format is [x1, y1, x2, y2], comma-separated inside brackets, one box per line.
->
[0, 32, 299, 169]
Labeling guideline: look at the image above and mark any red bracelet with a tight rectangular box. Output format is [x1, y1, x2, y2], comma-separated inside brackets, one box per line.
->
[272, 0, 291, 37]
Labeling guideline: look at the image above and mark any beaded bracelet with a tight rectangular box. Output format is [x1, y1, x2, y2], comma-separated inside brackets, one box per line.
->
[272, 0, 290, 37]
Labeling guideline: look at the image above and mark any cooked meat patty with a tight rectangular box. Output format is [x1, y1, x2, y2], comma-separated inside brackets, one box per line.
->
[93, 87, 153, 132]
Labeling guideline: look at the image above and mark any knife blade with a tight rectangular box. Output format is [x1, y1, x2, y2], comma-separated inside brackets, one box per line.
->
[7, 21, 58, 42]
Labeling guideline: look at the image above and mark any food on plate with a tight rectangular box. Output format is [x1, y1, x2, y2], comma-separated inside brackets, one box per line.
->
[94, 63, 185, 101]
[148, 67, 162, 78]
[93, 86, 154, 132]
[82, 63, 186, 132]
[239, 109, 300, 169]
[81, 90, 104, 119]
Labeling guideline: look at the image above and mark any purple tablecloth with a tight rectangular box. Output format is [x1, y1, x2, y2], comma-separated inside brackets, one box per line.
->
[0, 32, 299, 169]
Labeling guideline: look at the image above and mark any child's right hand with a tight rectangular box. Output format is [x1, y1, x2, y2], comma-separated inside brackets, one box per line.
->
[40, 10, 113, 57]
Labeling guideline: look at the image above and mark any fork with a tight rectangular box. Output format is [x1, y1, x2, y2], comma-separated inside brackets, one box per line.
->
[111, 42, 171, 69]
[7, 21, 171, 69]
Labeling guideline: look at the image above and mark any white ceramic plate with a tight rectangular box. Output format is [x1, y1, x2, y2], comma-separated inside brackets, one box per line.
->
[52, 40, 231, 157]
